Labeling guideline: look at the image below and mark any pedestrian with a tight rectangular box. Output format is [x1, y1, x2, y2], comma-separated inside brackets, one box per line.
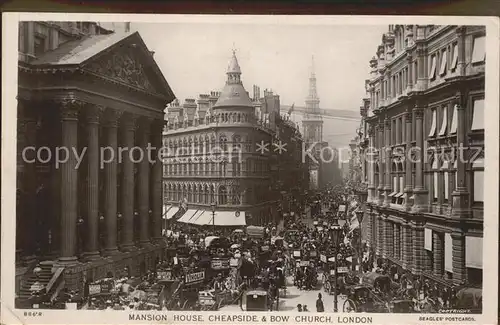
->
[316, 293, 324, 312]
[296, 304, 302, 312]
[303, 305, 309, 312]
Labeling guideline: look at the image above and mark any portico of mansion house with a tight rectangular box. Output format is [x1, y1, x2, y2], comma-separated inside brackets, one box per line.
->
[16, 24, 175, 300]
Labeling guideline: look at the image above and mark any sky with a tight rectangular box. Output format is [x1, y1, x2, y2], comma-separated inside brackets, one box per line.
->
[104, 22, 387, 111]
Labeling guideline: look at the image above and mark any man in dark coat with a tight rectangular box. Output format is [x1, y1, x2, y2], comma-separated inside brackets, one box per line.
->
[316, 293, 325, 312]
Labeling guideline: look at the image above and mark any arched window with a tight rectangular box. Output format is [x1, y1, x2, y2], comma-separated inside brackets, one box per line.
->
[219, 186, 227, 205]
[232, 186, 241, 205]
[210, 185, 215, 203]
[219, 135, 228, 151]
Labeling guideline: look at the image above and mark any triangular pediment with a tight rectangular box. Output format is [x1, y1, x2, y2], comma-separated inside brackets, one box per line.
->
[81, 32, 174, 99]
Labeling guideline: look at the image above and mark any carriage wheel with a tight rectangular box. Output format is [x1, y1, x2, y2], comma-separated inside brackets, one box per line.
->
[343, 299, 357, 313]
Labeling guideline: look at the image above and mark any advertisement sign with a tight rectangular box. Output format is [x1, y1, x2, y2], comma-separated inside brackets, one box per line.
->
[337, 266, 349, 274]
[310, 251, 317, 257]
[88, 284, 101, 296]
[300, 260, 309, 267]
[330, 269, 336, 275]
[229, 258, 239, 267]
[320, 254, 327, 263]
[185, 271, 205, 284]
[211, 259, 230, 270]
[88, 281, 112, 296]
[157, 271, 172, 281]
[339, 205, 346, 212]
[293, 250, 301, 258]
[261, 246, 270, 252]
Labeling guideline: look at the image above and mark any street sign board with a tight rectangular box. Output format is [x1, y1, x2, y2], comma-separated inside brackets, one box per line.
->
[185, 271, 205, 284]
[337, 266, 349, 274]
[320, 254, 327, 263]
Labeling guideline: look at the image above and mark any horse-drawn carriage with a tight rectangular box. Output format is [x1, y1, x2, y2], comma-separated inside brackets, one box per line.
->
[342, 272, 396, 313]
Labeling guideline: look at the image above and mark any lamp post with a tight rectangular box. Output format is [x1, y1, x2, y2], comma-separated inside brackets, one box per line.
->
[329, 216, 343, 312]
[211, 202, 216, 233]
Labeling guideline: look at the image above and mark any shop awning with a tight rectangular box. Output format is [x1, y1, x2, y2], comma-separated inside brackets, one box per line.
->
[177, 209, 199, 223]
[209, 210, 246, 226]
[192, 210, 212, 226]
[191, 210, 246, 226]
[165, 206, 179, 220]
[162, 205, 172, 219]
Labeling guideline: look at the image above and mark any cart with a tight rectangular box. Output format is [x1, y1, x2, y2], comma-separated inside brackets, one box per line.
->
[342, 285, 391, 313]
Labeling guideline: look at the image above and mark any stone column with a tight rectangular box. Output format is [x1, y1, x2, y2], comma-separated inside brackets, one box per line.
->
[412, 104, 428, 212]
[432, 231, 444, 277]
[83, 105, 102, 260]
[120, 113, 137, 251]
[411, 222, 424, 275]
[377, 121, 384, 205]
[415, 26, 427, 92]
[138, 118, 152, 246]
[455, 26, 466, 76]
[151, 119, 164, 241]
[404, 110, 413, 210]
[383, 118, 392, 206]
[451, 94, 470, 218]
[451, 232, 466, 285]
[406, 53, 414, 91]
[380, 215, 388, 259]
[17, 98, 38, 262]
[57, 98, 82, 265]
[103, 109, 121, 256]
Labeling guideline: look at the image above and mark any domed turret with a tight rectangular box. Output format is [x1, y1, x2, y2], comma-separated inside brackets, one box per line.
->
[213, 50, 253, 109]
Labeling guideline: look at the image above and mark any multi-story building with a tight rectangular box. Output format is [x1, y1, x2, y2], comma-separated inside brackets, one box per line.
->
[162, 51, 282, 228]
[361, 25, 484, 289]
[16, 21, 175, 300]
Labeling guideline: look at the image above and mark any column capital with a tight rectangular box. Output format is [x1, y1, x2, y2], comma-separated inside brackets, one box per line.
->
[413, 106, 424, 119]
[57, 97, 85, 120]
[404, 111, 412, 123]
[405, 52, 413, 63]
[120, 112, 138, 131]
[450, 231, 465, 240]
[102, 108, 123, 127]
[384, 118, 391, 129]
[86, 104, 105, 124]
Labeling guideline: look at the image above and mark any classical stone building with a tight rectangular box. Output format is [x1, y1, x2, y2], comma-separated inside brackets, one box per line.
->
[361, 25, 484, 288]
[16, 21, 175, 301]
[162, 51, 282, 227]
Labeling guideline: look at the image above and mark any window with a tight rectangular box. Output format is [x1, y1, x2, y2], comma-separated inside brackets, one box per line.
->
[471, 98, 484, 131]
[34, 35, 45, 57]
[428, 109, 437, 137]
[453, 159, 458, 189]
[438, 106, 448, 136]
[395, 176, 404, 203]
[389, 176, 397, 198]
[414, 61, 418, 84]
[432, 158, 439, 202]
[429, 55, 437, 80]
[439, 49, 447, 76]
[472, 157, 484, 203]
[449, 104, 458, 134]
[451, 43, 459, 70]
[471, 36, 486, 63]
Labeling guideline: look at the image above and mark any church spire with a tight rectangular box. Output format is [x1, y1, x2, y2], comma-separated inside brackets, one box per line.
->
[308, 55, 319, 101]
[310, 55, 316, 78]
[227, 49, 242, 85]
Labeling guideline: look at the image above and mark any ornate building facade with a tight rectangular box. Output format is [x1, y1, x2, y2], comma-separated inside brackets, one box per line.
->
[360, 25, 484, 288]
[162, 51, 282, 227]
[16, 22, 175, 301]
